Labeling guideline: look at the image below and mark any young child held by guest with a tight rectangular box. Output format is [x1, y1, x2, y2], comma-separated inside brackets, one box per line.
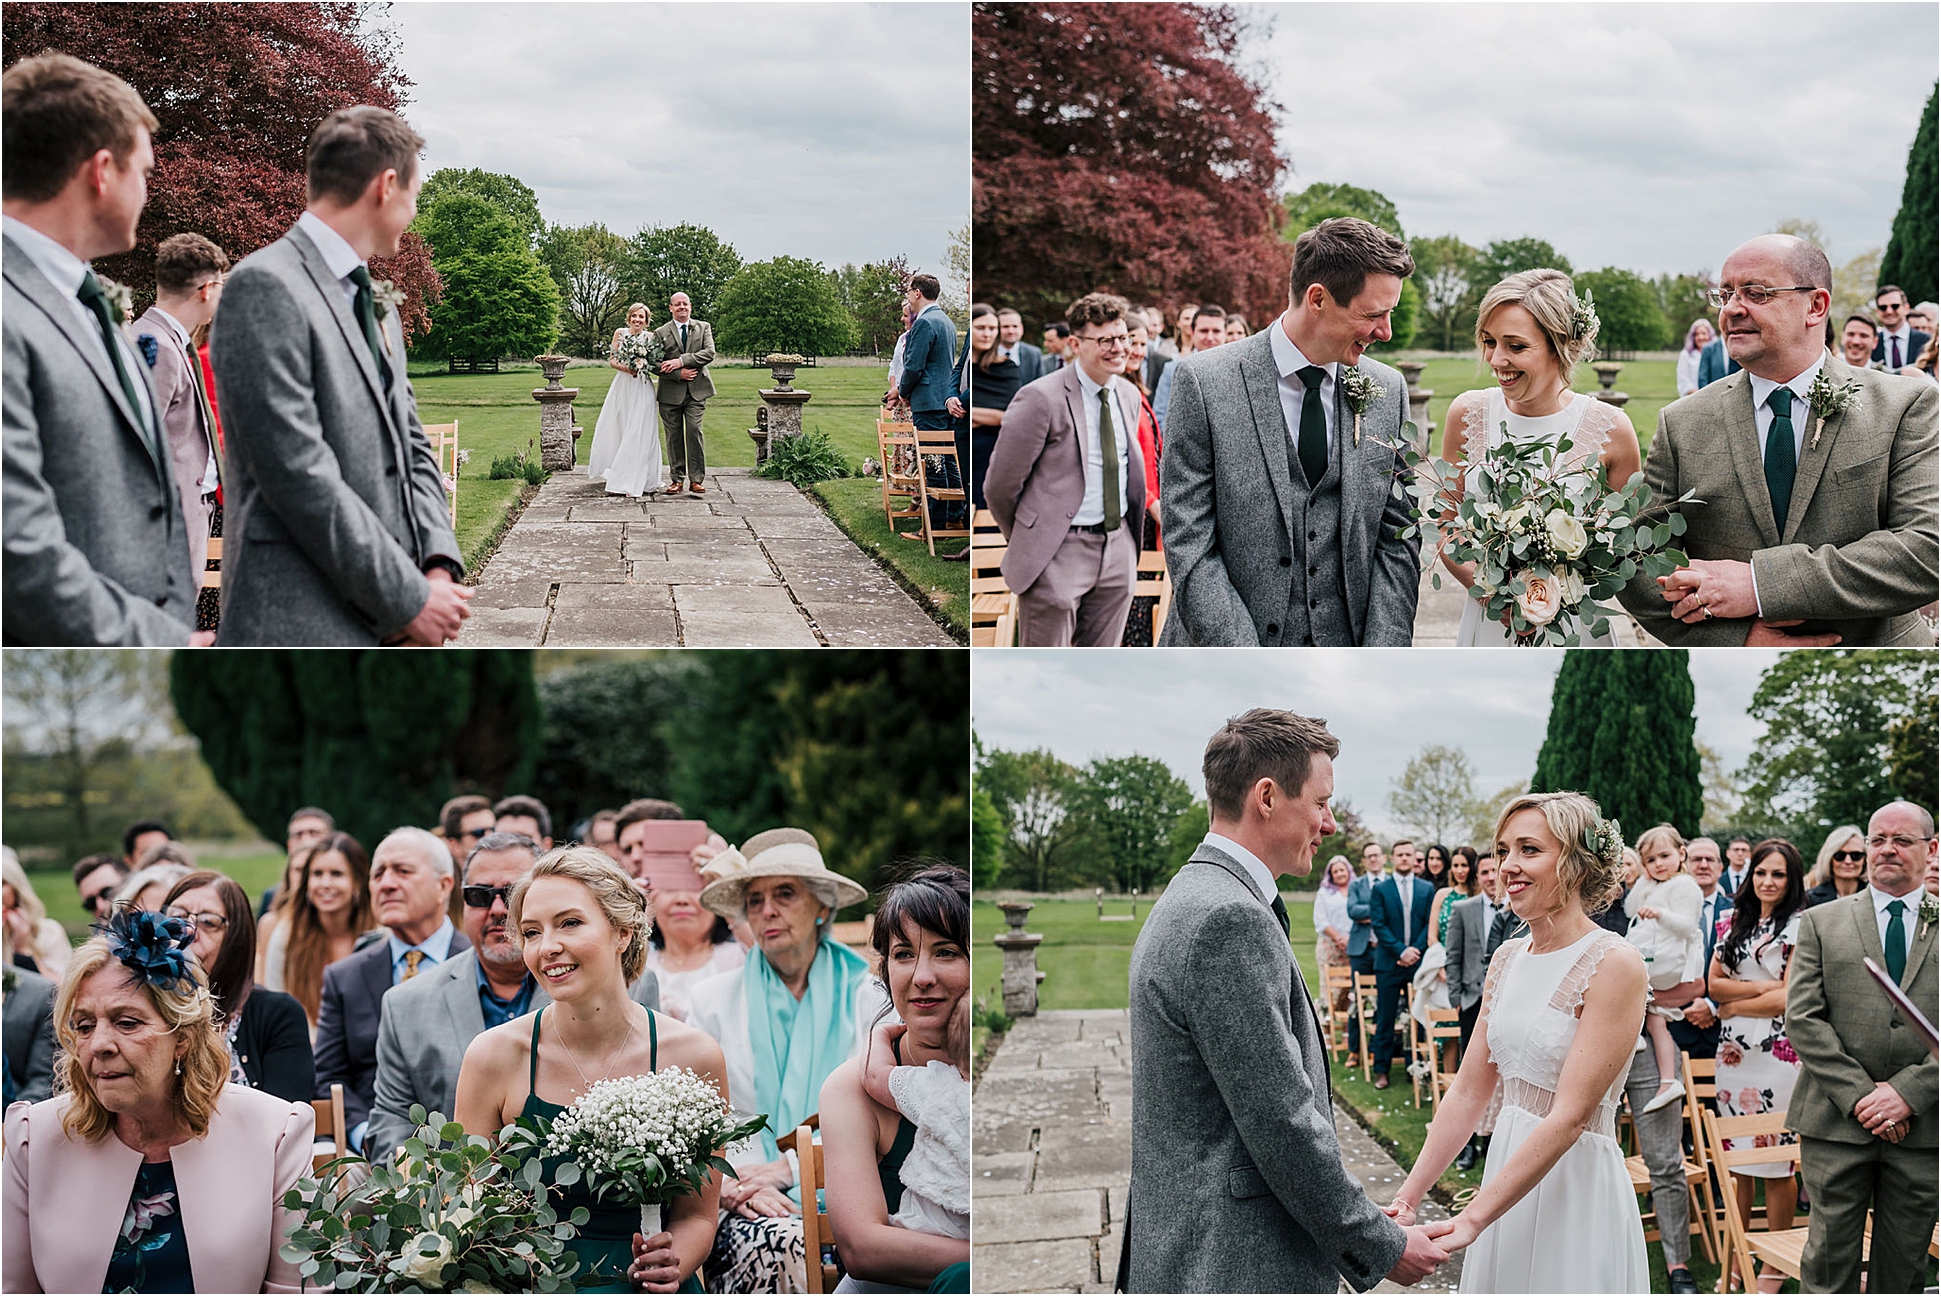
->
[860, 1017, 969, 1241]
[1625, 824, 1705, 1114]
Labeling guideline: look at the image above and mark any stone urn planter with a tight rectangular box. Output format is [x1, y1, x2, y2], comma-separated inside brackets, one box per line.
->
[758, 353, 812, 444]
[532, 354, 580, 470]
[765, 352, 805, 391]
[1590, 359, 1630, 408]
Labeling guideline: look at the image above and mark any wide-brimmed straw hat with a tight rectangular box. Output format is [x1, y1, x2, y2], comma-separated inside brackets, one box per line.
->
[698, 827, 868, 919]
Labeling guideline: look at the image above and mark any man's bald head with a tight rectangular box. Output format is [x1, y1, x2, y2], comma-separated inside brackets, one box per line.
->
[1732, 234, 1831, 292]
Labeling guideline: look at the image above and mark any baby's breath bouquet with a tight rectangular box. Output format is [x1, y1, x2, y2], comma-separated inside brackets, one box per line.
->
[280, 1107, 582, 1292]
[542, 1068, 768, 1240]
[613, 329, 664, 379]
[1395, 425, 1697, 645]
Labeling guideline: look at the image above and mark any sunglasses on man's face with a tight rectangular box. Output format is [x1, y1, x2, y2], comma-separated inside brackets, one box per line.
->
[82, 886, 120, 914]
[463, 884, 515, 909]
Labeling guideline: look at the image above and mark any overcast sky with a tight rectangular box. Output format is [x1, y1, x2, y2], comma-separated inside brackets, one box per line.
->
[383, 3, 968, 277]
[1243, 2, 1937, 276]
[973, 649, 1785, 838]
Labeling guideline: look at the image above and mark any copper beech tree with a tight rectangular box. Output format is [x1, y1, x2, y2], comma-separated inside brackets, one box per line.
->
[1, 1, 439, 339]
[973, 1, 1290, 327]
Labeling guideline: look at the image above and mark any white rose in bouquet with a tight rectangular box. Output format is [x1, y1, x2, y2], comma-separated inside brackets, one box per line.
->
[401, 1232, 452, 1283]
[1516, 571, 1562, 626]
[1544, 509, 1588, 559]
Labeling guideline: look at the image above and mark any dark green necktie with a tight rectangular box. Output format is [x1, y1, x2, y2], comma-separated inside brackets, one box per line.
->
[1097, 386, 1122, 532]
[76, 270, 158, 456]
[1297, 365, 1329, 486]
[680, 322, 689, 353]
[347, 264, 392, 391]
[1764, 386, 1797, 533]
[1271, 893, 1291, 940]
[1885, 899, 1907, 984]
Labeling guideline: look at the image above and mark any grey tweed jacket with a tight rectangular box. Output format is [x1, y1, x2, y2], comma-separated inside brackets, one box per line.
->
[1158, 328, 1421, 646]
[211, 222, 461, 644]
[1126, 844, 1407, 1292]
[2, 234, 195, 644]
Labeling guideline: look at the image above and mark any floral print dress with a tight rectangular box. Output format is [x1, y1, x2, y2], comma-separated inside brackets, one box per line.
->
[105, 1160, 193, 1292]
[1712, 912, 1803, 1178]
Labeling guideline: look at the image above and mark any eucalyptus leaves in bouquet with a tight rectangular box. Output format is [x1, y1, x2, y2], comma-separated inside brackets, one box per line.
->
[613, 329, 665, 379]
[1392, 423, 1698, 645]
[280, 1107, 583, 1293]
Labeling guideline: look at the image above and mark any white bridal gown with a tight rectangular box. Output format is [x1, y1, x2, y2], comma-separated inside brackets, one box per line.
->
[1453, 388, 1619, 648]
[586, 337, 666, 497]
[1459, 928, 1648, 1293]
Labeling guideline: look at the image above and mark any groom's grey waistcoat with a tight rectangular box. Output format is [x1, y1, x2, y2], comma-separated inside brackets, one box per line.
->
[1281, 445, 1353, 645]
[1127, 845, 1406, 1293]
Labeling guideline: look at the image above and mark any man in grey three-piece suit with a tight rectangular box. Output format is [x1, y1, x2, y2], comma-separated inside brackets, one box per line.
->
[212, 105, 469, 645]
[2, 54, 198, 645]
[1159, 218, 1422, 646]
[1125, 709, 1449, 1293]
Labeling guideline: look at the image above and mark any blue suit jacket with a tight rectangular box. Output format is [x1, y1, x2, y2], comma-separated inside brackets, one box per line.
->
[1368, 875, 1435, 973]
[1346, 872, 1380, 957]
[1012, 341, 1045, 385]
[1696, 337, 1739, 389]
[897, 303, 959, 412]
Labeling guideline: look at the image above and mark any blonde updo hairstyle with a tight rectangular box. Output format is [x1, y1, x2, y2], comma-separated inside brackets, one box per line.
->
[52, 937, 229, 1143]
[1634, 823, 1687, 872]
[626, 302, 651, 324]
[1492, 791, 1625, 918]
[508, 846, 652, 985]
[1474, 268, 1600, 382]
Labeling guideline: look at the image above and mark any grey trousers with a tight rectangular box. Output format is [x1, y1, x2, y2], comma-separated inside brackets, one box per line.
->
[660, 396, 707, 483]
[1623, 1043, 1692, 1271]
[1797, 1133, 1938, 1293]
[1017, 523, 1136, 647]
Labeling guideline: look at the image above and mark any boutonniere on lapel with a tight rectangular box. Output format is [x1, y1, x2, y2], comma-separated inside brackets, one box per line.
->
[370, 279, 407, 355]
[1338, 365, 1381, 448]
[135, 332, 160, 368]
[1920, 893, 1938, 938]
[1806, 368, 1860, 449]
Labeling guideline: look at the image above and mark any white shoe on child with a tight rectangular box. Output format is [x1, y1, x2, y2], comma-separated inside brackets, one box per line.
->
[1641, 1080, 1685, 1114]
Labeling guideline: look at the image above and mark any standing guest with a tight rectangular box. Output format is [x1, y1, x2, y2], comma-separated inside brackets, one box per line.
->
[586, 809, 624, 864]
[1224, 313, 1251, 345]
[1908, 336, 1939, 382]
[1840, 314, 1881, 370]
[1676, 319, 1715, 396]
[439, 794, 495, 874]
[1344, 840, 1388, 1067]
[688, 829, 884, 1294]
[1430, 845, 1476, 949]
[1142, 306, 1177, 391]
[969, 304, 1022, 510]
[612, 796, 689, 883]
[71, 852, 128, 923]
[995, 307, 1042, 383]
[1804, 824, 1867, 907]
[2, 852, 70, 981]
[1785, 801, 1938, 1295]
[1870, 284, 1930, 371]
[262, 832, 377, 1033]
[1723, 835, 1753, 897]
[1151, 303, 1228, 430]
[899, 275, 964, 533]
[984, 292, 1147, 647]
[1368, 839, 1432, 1090]
[1117, 316, 1167, 647]
[2, 909, 313, 1293]
[1444, 850, 1500, 1171]
[640, 843, 743, 1024]
[313, 826, 468, 1153]
[1669, 836, 1734, 1062]
[1420, 844, 1451, 906]
[1041, 321, 1071, 371]
[2, 54, 202, 647]
[1907, 300, 1938, 340]
[133, 233, 227, 586]
[886, 302, 916, 417]
[161, 870, 312, 1104]
[117, 856, 193, 913]
[2, 950, 56, 1105]
[652, 291, 717, 497]
[122, 819, 172, 870]
[493, 793, 554, 852]
[1695, 323, 1739, 389]
[1313, 855, 1354, 1025]
[1171, 305, 1199, 361]
[259, 805, 335, 917]
[1709, 838, 1807, 1295]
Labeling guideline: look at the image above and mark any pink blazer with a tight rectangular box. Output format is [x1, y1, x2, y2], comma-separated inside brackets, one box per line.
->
[3, 1084, 314, 1293]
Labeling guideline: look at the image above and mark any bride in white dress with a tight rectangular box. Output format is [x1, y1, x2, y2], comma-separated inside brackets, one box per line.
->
[1385, 792, 1650, 1293]
[1438, 270, 1642, 646]
[585, 301, 667, 497]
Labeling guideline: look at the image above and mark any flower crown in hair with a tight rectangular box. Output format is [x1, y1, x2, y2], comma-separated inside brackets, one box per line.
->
[1568, 290, 1600, 344]
[98, 908, 197, 993]
[1581, 817, 1624, 867]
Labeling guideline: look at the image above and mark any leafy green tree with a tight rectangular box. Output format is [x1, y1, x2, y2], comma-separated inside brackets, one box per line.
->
[530, 655, 694, 834]
[417, 195, 561, 362]
[1065, 755, 1194, 894]
[830, 256, 912, 356]
[1739, 651, 1937, 842]
[1280, 182, 1416, 348]
[412, 193, 522, 264]
[1308, 798, 1369, 890]
[976, 745, 1081, 892]
[1886, 703, 1938, 813]
[1653, 272, 1716, 351]
[1575, 267, 1669, 354]
[1531, 652, 1702, 839]
[1163, 800, 1211, 883]
[1880, 83, 1938, 304]
[169, 652, 542, 852]
[1476, 237, 1572, 290]
[1389, 744, 1480, 845]
[716, 256, 860, 358]
[971, 781, 1007, 890]
[1414, 235, 1482, 351]
[1467, 781, 1527, 851]
[416, 168, 544, 249]
[624, 223, 743, 325]
[539, 222, 630, 360]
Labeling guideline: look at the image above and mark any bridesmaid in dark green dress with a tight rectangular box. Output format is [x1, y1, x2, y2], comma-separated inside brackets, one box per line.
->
[453, 848, 734, 1294]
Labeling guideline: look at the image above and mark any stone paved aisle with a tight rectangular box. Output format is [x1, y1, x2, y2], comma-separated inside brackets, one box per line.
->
[456, 467, 952, 647]
[972, 1008, 1462, 1294]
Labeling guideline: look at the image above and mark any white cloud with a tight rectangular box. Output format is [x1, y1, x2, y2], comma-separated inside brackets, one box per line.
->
[1247, 2, 1937, 274]
[386, 2, 968, 275]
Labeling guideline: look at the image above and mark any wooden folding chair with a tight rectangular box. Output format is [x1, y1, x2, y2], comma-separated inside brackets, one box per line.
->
[1701, 1107, 1807, 1291]
[969, 509, 1017, 647]
[201, 535, 223, 592]
[876, 419, 924, 541]
[422, 421, 459, 526]
[779, 1120, 840, 1294]
[1125, 548, 1171, 644]
[912, 424, 969, 556]
[1320, 962, 1356, 1068]
[309, 1082, 348, 1174]
[1416, 1007, 1463, 1108]
[1351, 971, 1381, 1084]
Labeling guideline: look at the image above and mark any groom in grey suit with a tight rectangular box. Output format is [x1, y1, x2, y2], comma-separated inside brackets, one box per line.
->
[1160, 218, 1421, 646]
[1126, 709, 1449, 1293]
[2, 54, 197, 645]
[212, 106, 469, 645]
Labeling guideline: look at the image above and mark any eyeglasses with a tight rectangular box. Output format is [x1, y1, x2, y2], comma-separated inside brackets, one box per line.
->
[1831, 850, 1867, 863]
[162, 907, 228, 933]
[1076, 333, 1129, 351]
[1867, 834, 1930, 851]
[1708, 285, 1816, 308]
[463, 884, 514, 909]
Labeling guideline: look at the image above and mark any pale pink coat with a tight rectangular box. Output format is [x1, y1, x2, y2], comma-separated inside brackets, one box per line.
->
[3, 1084, 314, 1293]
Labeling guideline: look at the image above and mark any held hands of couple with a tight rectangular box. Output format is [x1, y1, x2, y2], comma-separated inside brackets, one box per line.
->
[403, 568, 472, 645]
[1853, 1080, 1914, 1143]
[1658, 560, 1841, 644]
[1379, 1201, 1460, 1286]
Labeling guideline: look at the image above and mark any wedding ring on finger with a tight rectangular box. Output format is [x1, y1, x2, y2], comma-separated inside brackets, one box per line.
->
[1700, 602, 1713, 620]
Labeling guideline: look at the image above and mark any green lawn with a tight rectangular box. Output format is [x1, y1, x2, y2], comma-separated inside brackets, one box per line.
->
[29, 844, 287, 945]
[1412, 356, 1677, 459]
[812, 478, 969, 638]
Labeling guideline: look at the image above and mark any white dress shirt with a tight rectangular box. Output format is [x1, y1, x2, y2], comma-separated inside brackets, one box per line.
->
[1869, 882, 1922, 970]
[1203, 832, 1279, 913]
[1746, 350, 1825, 469]
[3, 213, 158, 434]
[297, 209, 367, 311]
[1879, 325, 1913, 370]
[1394, 872, 1415, 946]
[1269, 315, 1336, 469]
[1072, 367, 1131, 528]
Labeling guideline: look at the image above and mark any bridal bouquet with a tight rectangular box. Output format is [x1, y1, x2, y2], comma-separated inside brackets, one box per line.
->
[280, 1107, 582, 1292]
[613, 330, 665, 378]
[1394, 424, 1697, 645]
[541, 1068, 768, 1239]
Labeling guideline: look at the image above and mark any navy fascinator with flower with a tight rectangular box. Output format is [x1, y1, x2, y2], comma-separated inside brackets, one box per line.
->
[99, 908, 197, 992]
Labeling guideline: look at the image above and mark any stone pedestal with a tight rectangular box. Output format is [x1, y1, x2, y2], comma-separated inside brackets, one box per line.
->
[995, 900, 1045, 1017]
[758, 388, 812, 441]
[533, 355, 579, 470]
[1590, 360, 1630, 409]
[1395, 361, 1435, 451]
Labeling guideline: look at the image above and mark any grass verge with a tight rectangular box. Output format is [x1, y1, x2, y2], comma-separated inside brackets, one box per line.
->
[810, 477, 970, 640]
